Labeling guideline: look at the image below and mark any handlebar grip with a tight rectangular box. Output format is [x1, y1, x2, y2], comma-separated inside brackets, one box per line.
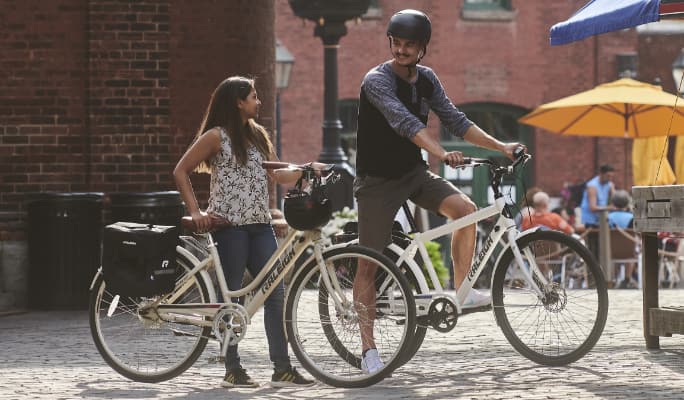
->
[262, 161, 291, 170]
[513, 146, 526, 159]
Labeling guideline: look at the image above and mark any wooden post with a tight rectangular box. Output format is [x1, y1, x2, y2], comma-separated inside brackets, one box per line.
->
[598, 209, 612, 284]
[642, 232, 660, 349]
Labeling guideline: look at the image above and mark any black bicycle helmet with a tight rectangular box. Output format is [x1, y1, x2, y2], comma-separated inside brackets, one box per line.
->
[386, 9, 431, 45]
[283, 178, 332, 231]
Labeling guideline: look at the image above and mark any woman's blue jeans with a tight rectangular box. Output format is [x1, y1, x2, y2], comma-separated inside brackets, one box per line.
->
[213, 223, 290, 371]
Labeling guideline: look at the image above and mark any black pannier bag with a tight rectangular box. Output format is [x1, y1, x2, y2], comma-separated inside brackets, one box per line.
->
[102, 222, 179, 297]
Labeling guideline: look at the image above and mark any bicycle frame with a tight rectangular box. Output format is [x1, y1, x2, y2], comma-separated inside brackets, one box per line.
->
[401, 195, 547, 311]
[141, 228, 330, 329]
[333, 158, 548, 315]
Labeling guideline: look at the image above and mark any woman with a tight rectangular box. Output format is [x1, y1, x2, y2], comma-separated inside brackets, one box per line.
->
[173, 76, 314, 388]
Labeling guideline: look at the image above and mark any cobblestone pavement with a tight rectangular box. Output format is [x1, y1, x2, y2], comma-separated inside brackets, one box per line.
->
[1, 290, 684, 400]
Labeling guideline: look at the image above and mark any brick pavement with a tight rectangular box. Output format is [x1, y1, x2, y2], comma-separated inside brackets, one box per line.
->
[1, 290, 683, 400]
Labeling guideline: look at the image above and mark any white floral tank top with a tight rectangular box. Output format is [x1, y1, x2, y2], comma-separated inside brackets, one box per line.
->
[206, 127, 271, 225]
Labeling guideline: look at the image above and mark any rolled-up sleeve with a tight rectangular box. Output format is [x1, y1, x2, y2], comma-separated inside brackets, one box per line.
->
[362, 72, 425, 140]
[424, 68, 473, 138]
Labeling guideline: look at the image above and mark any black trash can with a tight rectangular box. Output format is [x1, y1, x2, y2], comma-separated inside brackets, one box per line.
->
[26, 192, 104, 310]
[108, 191, 185, 229]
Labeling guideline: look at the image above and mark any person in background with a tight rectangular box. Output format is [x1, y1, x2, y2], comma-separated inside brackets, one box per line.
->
[173, 76, 315, 388]
[580, 164, 616, 259]
[608, 190, 634, 229]
[521, 191, 574, 234]
[515, 186, 542, 229]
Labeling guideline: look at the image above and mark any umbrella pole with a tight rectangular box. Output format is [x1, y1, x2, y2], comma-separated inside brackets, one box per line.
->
[624, 139, 629, 190]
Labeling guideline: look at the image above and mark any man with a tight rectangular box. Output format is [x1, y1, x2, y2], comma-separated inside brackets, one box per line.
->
[352, 9, 523, 373]
[580, 164, 616, 259]
[520, 191, 574, 234]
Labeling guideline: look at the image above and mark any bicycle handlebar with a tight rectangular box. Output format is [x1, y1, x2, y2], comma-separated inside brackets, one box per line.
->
[445, 147, 531, 199]
[262, 161, 336, 174]
[262, 161, 340, 187]
[452, 148, 531, 171]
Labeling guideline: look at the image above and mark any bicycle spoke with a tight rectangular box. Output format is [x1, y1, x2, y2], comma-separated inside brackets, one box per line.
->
[286, 246, 415, 388]
[89, 255, 211, 382]
[493, 230, 608, 366]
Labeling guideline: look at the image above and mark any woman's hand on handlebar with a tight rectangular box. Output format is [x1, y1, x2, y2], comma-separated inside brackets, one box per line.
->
[270, 161, 333, 184]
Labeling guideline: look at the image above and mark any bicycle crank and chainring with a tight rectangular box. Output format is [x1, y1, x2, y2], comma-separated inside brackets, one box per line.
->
[213, 304, 249, 350]
[428, 297, 458, 333]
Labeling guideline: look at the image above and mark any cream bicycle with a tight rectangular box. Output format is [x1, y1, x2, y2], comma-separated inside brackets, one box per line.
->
[334, 150, 609, 366]
[89, 165, 416, 388]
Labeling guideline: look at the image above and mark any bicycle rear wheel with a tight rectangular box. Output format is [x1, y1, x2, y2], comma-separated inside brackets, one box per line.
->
[89, 253, 211, 382]
[285, 245, 416, 388]
[492, 230, 608, 366]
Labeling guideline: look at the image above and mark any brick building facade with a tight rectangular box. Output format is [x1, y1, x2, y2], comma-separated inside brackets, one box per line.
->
[0, 0, 275, 308]
[1, 1, 683, 308]
[275, 0, 682, 201]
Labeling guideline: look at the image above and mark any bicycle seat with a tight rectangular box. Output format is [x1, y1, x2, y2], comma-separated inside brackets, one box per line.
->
[181, 214, 232, 233]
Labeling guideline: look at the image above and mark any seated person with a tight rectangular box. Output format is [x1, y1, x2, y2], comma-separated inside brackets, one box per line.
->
[515, 186, 542, 229]
[608, 190, 633, 229]
[520, 191, 574, 234]
[608, 190, 637, 288]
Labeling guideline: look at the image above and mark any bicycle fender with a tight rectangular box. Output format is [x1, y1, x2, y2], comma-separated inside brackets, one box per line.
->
[89, 267, 103, 291]
[490, 227, 543, 287]
[176, 245, 218, 303]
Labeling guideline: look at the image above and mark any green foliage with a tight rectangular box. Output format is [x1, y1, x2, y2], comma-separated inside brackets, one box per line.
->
[422, 240, 450, 289]
[321, 207, 357, 239]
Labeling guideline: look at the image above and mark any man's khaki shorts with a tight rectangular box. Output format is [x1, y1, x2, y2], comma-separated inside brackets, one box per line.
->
[353, 164, 462, 252]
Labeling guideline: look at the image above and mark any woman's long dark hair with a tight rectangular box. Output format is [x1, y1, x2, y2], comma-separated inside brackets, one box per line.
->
[193, 76, 273, 173]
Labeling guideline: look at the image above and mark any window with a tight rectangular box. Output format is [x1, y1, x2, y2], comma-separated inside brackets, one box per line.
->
[462, 0, 515, 21]
[363, 0, 382, 19]
[440, 103, 532, 206]
[463, 0, 511, 11]
[338, 99, 359, 168]
[441, 105, 523, 143]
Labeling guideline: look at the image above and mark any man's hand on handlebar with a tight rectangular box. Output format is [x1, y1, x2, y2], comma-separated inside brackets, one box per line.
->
[503, 143, 527, 161]
[441, 150, 465, 168]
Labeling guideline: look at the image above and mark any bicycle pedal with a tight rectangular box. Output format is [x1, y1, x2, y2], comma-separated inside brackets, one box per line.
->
[460, 304, 492, 316]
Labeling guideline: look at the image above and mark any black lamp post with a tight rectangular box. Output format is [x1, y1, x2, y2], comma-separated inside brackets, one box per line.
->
[275, 39, 294, 209]
[288, 0, 370, 210]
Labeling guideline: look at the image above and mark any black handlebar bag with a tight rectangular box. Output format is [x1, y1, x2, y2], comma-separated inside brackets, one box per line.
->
[102, 222, 179, 297]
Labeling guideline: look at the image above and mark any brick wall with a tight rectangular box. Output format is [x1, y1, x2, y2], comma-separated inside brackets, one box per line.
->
[0, 0, 275, 238]
[88, 0, 171, 193]
[0, 1, 89, 217]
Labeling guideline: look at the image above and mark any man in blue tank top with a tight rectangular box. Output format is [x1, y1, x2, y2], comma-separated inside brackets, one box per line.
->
[580, 164, 616, 259]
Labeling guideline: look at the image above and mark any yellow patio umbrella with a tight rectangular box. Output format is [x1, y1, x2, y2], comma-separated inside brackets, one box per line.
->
[518, 78, 684, 138]
[632, 136, 676, 186]
[676, 137, 684, 184]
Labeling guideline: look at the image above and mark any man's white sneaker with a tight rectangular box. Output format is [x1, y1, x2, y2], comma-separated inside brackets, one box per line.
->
[361, 348, 384, 374]
[462, 289, 491, 309]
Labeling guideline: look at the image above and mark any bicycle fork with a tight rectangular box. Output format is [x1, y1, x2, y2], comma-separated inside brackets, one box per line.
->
[505, 229, 547, 298]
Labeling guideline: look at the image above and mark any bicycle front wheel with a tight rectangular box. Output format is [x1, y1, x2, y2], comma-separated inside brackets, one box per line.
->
[285, 245, 416, 388]
[492, 230, 608, 366]
[89, 253, 211, 382]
